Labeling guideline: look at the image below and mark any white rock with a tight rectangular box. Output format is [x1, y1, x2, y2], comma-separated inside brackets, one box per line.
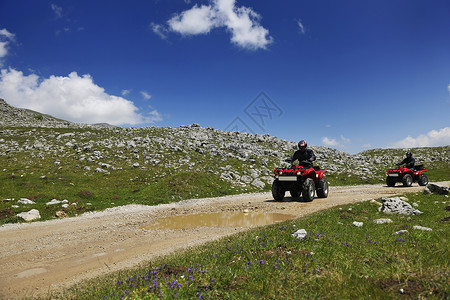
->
[393, 230, 409, 235]
[413, 225, 432, 231]
[46, 199, 62, 205]
[18, 198, 35, 205]
[353, 221, 364, 227]
[292, 229, 308, 239]
[373, 218, 392, 224]
[17, 209, 41, 221]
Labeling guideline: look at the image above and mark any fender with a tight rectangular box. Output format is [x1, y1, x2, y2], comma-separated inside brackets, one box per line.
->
[414, 170, 427, 176]
[302, 167, 320, 180]
[315, 170, 327, 180]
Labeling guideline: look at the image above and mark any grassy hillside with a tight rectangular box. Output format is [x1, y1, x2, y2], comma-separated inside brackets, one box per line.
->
[0, 125, 449, 224]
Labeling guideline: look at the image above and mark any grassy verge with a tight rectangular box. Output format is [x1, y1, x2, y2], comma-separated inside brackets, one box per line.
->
[49, 192, 449, 299]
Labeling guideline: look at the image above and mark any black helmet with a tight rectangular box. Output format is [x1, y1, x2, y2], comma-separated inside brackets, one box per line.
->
[298, 140, 307, 150]
[406, 152, 412, 158]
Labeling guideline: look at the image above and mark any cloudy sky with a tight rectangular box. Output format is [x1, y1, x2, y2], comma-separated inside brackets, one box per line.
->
[0, 0, 449, 153]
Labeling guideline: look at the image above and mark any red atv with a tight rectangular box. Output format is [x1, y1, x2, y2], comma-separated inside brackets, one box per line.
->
[272, 163, 328, 202]
[386, 165, 428, 187]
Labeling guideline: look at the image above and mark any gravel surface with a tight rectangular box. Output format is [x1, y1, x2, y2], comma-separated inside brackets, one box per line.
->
[1, 182, 448, 299]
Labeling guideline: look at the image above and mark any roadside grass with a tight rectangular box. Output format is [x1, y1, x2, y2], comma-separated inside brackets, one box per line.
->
[49, 192, 449, 299]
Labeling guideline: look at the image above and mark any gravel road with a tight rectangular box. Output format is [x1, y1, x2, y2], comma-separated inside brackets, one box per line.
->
[1, 182, 448, 299]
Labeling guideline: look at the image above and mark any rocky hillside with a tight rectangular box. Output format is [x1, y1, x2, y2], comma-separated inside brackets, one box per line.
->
[0, 98, 449, 223]
[0, 98, 115, 129]
[0, 98, 449, 187]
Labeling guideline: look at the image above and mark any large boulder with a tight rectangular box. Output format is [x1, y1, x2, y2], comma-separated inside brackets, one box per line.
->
[424, 184, 449, 195]
[378, 197, 422, 215]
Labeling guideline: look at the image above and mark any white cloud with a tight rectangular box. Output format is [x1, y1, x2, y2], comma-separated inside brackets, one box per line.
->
[51, 4, 63, 18]
[448, 84, 450, 93]
[0, 42, 8, 58]
[340, 135, 351, 144]
[0, 29, 15, 40]
[167, 0, 272, 50]
[0, 68, 162, 126]
[322, 137, 339, 147]
[0, 29, 15, 65]
[168, 4, 217, 35]
[140, 90, 152, 100]
[150, 22, 169, 40]
[121, 89, 131, 96]
[297, 19, 306, 34]
[322, 135, 351, 148]
[392, 127, 450, 148]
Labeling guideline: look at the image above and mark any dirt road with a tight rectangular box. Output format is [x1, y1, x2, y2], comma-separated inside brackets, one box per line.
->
[1, 183, 448, 299]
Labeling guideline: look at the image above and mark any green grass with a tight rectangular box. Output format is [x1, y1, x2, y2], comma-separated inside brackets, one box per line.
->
[46, 192, 449, 299]
[1, 127, 449, 225]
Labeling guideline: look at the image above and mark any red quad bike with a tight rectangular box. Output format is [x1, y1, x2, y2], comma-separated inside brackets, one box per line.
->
[272, 163, 328, 202]
[386, 165, 428, 187]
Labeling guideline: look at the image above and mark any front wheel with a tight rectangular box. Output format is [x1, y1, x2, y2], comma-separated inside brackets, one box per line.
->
[418, 174, 428, 186]
[316, 178, 329, 198]
[402, 174, 413, 187]
[272, 179, 285, 202]
[302, 178, 315, 202]
[386, 176, 396, 187]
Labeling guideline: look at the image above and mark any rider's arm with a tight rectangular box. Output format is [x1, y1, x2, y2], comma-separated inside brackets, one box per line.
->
[290, 151, 299, 163]
[396, 158, 406, 166]
[308, 150, 316, 162]
[406, 158, 415, 167]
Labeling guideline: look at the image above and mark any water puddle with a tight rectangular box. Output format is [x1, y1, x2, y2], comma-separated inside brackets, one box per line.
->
[141, 212, 295, 230]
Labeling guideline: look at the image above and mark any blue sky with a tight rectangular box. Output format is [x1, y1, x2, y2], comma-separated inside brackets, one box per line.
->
[0, 0, 449, 153]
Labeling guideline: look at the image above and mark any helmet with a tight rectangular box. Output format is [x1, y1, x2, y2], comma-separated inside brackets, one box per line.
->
[298, 140, 307, 150]
[406, 152, 412, 158]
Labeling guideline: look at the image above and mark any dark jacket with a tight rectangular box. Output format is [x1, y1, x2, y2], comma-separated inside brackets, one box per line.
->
[396, 156, 415, 168]
[290, 148, 316, 168]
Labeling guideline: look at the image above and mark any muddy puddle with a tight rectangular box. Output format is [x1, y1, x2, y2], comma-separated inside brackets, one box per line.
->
[141, 211, 295, 230]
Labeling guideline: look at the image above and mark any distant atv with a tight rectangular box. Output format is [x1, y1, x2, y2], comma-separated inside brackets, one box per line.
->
[272, 161, 328, 202]
[386, 165, 428, 187]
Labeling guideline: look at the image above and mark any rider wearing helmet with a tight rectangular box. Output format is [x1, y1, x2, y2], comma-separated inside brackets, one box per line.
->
[288, 140, 316, 168]
[396, 152, 415, 169]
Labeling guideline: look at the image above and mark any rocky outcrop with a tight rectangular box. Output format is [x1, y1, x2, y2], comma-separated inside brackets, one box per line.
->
[424, 184, 450, 195]
[378, 197, 423, 215]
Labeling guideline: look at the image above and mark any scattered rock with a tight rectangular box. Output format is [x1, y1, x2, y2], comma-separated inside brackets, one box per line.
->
[353, 221, 364, 227]
[393, 230, 409, 235]
[56, 211, 68, 218]
[17, 209, 41, 221]
[17, 198, 35, 205]
[413, 225, 432, 231]
[373, 218, 392, 224]
[251, 179, 265, 189]
[378, 197, 423, 215]
[292, 229, 307, 239]
[46, 199, 62, 205]
[424, 184, 449, 195]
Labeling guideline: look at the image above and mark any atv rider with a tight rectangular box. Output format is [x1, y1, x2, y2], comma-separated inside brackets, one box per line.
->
[287, 140, 316, 168]
[396, 152, 415, 169]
